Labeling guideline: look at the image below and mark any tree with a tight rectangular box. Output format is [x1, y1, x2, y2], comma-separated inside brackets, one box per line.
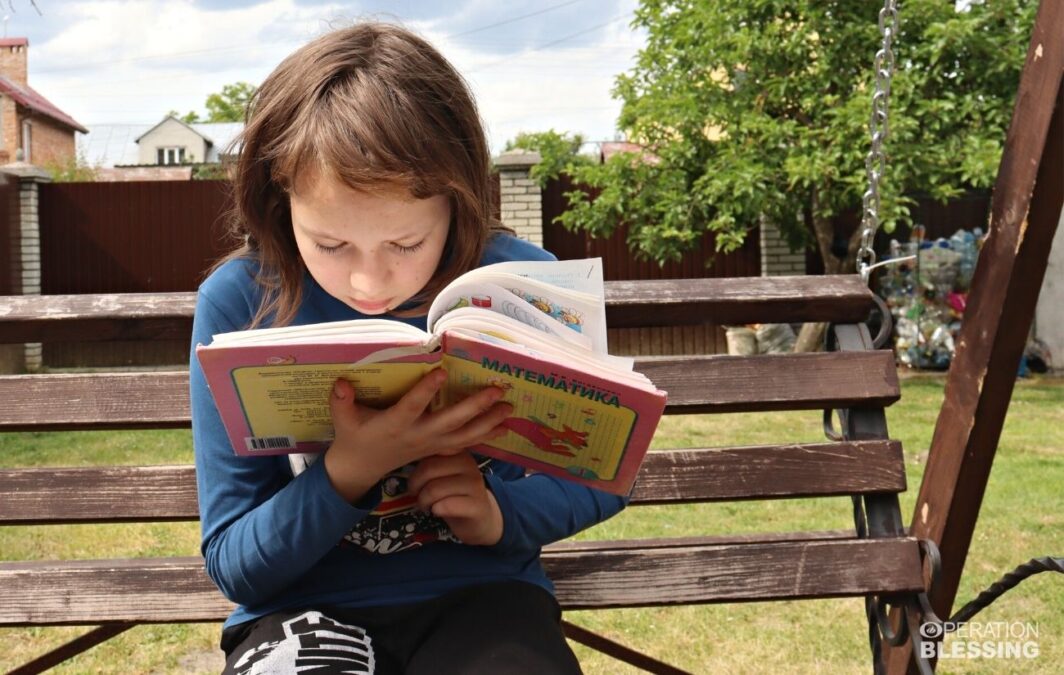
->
[204, 82, 257, 123]
[42, 152, 99, 182]
[168, 82, 258, 124]
[167, 110, 201, 124]
[560, 1, 1037, 275]
[503, 130, 595, 187]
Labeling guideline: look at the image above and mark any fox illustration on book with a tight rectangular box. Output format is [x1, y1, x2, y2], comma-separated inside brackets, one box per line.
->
[501, 415, 589, 457]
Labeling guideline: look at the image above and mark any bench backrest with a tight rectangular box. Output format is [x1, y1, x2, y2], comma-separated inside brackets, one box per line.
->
[0, 276, 920, 625]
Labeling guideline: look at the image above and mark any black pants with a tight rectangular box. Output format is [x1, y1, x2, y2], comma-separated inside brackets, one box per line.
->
[221, 581, 582, 674]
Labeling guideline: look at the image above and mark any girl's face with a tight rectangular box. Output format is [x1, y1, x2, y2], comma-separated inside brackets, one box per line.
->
[289, 171, 451, 315]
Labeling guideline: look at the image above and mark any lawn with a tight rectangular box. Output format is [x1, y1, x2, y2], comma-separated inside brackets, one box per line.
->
[1, 374, 1061, 673]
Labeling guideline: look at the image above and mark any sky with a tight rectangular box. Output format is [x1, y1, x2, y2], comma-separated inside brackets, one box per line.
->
[6, 0, 646, 156]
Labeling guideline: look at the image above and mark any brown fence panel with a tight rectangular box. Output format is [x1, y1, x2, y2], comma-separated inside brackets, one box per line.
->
[39, 180, 232, 293]
[38, 180, 233, 367]
[0, 171, 18, 296]
[0, 172, 20, 372]
[543, 174, 761, 356]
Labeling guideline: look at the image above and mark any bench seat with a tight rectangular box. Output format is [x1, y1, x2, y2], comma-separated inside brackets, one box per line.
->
[0, 276, 920, 674]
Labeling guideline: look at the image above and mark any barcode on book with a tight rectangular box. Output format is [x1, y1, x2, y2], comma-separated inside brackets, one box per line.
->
[244, 436, 297, 452]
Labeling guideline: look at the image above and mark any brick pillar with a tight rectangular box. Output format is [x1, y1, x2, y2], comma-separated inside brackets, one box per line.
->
[759, 216, 806, 276]
[494, 151, 543, 246]
[0, 160, 50, 372]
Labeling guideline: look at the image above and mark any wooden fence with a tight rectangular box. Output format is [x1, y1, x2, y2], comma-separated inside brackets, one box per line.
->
[22, 174, 989, 366]
[543, 174, 762, 356]
[0, 172, 20, 372]
[38, 180, 233, 367]
[0, 172, 17, 296]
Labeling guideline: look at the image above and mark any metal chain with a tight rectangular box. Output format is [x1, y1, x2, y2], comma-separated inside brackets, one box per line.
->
[858, 0, 900, 282]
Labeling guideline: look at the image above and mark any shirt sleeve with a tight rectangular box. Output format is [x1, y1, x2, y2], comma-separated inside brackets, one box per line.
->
[191, 288, 379, 607]
[485, 472, 628, 555]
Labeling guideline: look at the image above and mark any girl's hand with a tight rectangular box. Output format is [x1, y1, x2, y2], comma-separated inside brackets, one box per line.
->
[407, 451, 504, 546]
[323, 369, 512, 503]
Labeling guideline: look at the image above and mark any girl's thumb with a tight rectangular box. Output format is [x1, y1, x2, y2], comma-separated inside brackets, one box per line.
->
[329, 378, 358, 426]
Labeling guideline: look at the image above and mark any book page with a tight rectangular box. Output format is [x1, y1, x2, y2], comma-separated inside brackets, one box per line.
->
[428, 281, 593, 351]
[469, 257, 605, 296]
[435, 308, 642, 384]
[211, 318, 429, 346]
[431, 258, 608, 352]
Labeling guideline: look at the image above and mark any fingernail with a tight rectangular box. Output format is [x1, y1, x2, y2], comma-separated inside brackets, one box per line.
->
[333, 380, 346, 400]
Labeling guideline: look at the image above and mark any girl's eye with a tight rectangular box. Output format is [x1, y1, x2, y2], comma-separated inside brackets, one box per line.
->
[314, 242, 346, 254]
[392, 240, 425, 254]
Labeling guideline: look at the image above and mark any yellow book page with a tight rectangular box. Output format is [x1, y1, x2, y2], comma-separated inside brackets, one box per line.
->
[440, 353, 637, 481]
[234, 362, 434, 442]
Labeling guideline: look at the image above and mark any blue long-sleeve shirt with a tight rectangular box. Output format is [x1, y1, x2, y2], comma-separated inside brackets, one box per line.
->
[190, 233, 627, 628]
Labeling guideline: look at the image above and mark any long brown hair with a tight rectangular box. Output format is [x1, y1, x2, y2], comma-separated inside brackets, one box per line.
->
[219, 22, 507, 327]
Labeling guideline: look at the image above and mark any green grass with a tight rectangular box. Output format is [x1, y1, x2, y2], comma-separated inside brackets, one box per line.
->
[1, 375, 1061, 673]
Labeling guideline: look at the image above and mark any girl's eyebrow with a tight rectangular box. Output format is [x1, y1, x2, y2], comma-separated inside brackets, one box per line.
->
[296, 223, 426, 242]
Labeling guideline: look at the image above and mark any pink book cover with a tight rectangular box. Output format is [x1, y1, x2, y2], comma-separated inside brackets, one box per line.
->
[438, 332, 667, 495]
[196, 331, 667, 495]
[196, 339, 440, 456]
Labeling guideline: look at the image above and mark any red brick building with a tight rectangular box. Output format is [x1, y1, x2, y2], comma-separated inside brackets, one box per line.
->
[0, 38, 87, 165]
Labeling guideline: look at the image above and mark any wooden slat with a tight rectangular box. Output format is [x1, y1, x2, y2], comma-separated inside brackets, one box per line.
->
[605, 275, 875, 327]
[0, 440, 905, 524]
[0, 293, 195, 343]
[632, 440, 905, 503]
[0, 351, 898, 430]
[0, 537, 922, 625]
[636, 350, 899, 413]
[548, 537, 923, 609]
[0, 371, 190, 430]
[0, 276, 876, 344]
[0, 465, 200, 524]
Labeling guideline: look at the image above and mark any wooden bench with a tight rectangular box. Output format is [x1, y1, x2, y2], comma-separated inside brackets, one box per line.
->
[0, 276, 931, 673]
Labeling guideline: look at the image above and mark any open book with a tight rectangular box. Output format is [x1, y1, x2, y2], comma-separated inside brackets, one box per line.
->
[196, 258, 667, 495]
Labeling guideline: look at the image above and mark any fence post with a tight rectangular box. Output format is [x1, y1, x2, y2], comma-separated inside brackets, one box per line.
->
[0, 160, 50, 372]
[494, 151, 543, 246]
[758, 216, 806, 276]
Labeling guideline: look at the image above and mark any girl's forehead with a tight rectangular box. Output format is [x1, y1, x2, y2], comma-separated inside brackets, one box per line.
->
[290, 167, 414, 202]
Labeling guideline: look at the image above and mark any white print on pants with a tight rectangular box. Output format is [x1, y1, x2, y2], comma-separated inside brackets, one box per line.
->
[233, 610, 375, 674]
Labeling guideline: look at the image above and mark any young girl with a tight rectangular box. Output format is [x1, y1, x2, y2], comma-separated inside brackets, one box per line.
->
[190, 22, 627, 674]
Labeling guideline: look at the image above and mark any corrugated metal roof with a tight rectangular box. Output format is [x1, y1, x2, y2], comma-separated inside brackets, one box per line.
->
[191, 122, 243, 161]
[77, 120, 243, 167]
[77, 124, 152, 167]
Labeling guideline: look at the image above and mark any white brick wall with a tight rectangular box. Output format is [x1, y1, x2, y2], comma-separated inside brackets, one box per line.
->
[495, 151, 544, 247]
[759, 218, 806, 276]
[18, 178, 43, 370]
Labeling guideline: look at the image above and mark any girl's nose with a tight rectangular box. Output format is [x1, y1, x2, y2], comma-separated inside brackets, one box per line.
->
[348, 254, 390, 295]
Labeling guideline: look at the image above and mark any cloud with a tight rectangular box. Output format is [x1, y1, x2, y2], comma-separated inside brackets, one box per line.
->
[24, 0, 645, 153]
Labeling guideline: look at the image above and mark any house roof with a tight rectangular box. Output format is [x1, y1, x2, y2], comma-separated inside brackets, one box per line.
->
[0, 38, 29, 47]
[133, 115, 243, 149]
[134, 115, 201, 143]
[190, 122, 243, 157]
[0, 74, 88, 134]
[78, 121, 243, 168]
